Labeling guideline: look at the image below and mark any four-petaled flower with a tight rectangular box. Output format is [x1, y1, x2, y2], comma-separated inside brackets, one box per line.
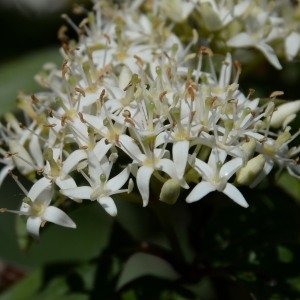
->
[186, 149, 249, 208]
[2, 177, 76, 239]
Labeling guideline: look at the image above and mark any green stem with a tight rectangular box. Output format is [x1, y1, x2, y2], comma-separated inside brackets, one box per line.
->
[151, 201, 186, 266]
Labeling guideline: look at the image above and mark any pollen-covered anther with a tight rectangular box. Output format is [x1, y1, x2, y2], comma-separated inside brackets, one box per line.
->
[200, 46, 213, 56]
[0, 208, 7, 213]
[99, 89, 106, 102]
[48, 109, 53, 118]
[159, 91, 168, 102]
[75, 87, 86, 97]
[43, 123, 57, 128]
[78, 18, 89, 29]
[36, 168, 44, 175]
[124, 117, 135, 127]
[259, 137, 268, 143]
[134, 55, 144, 67]
[57, 25, 69, 42]
[31, 94, 39, 103]
[209, 96, 218, 108]
[104, 33, 111, 44]
[61, 115, 70, 126]
[187, 85, 195, 101]
[41, 220, 47, 228]
[78, 112, 86, 123]
[62, 60, 69, 79]
[248, 88, 255, 97]
[234, 60, 242, 72]
[269, 91, 284, 98]
[18, 123, 26, 129]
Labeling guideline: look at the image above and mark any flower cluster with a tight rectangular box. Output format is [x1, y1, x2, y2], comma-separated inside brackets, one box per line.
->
[159, 0, 300, 69]
[1, 0, 300, 238]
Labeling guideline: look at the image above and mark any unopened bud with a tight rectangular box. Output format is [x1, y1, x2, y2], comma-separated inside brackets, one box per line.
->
[159, 179, 181, 205]
[241, 137, 257, 160]
[236, 154, 266, 186]
[270, 100, 300, 128]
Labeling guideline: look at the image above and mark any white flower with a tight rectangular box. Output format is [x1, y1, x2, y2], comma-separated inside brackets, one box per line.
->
[227, 9, 282, 69]
[196, 0, 250, 31]
[186, 149, 248, 207]
[119, 134, 180, 207]
[1, 177, 76, 239]
[60, 151, 131, 216]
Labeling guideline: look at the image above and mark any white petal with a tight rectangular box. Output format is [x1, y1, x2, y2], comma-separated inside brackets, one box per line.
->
[93, 139, 112, 161]
[98, 196, 117, 216]
[119, 135, 142, 160]
[27, 216, 42, 238]
[56, 176, 77, 190]
[220, 157, 243, 180]
[88, 151, 102, 184]
[223, 183, 249, 208]
[62, 149, 87, 177]
[255, 42, 282, 70]
[107, 167, 130, 192]
[288, 164, 300, 179]
[27, 177, 52, 201]
[234, 1, 250, 16]
[249, 160, 274, 188]
[285, 32, 300, 61]
[193, 158, 213, 180]
[172, 141, 189, 179]
[186, 181, 215, 203]
[44, 206, 76, 228]
[227, 32, 254, 47]
[157, 158, 177, 180]
[0, 165, 12, 187]
[60, 186, 92, 200]
[136, 166, 154, 207]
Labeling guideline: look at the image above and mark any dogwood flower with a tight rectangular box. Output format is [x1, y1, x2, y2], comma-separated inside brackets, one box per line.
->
[60, 151, 131, 216]
[186, 149, 248, 207]
[1, 177, 76, 238]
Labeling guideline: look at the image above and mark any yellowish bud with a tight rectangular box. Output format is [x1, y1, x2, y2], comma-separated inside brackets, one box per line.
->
[159, 179, 181, 205]
[236, 154, 266, 186]
[270, 100, 300, 128]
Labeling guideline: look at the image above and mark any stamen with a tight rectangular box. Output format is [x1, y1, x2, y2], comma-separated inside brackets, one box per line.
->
[61, 14, 80, 35]
[8, 170, 29, 196]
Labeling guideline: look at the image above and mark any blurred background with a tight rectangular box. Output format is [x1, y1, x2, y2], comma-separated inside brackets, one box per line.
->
[0, 0, 93, 114]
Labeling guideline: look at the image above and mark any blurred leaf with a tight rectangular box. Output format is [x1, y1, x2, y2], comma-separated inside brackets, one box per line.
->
[116, 252, 180, 291]
[29, 275, 88, 300]
[0, 202, 113, 267]
[277, 245, 294, 264]
[286, 276, 300, 293]
[0, 47, 61, 116]
[276, 171, 300, 203]
[33, 276, 69, 299]
[0, 268, 42, 300]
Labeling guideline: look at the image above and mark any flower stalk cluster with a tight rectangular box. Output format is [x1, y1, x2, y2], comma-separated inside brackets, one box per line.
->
[0, 0, 300, 238]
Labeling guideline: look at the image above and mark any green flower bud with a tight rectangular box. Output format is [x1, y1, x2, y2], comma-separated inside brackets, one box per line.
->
[159, 179, 181, 205]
